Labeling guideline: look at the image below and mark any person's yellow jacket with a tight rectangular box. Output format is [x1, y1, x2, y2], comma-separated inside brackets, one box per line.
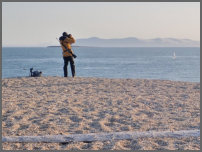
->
[60, 35, 76, 57]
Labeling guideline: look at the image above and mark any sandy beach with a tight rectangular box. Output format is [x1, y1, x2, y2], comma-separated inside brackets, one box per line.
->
[2, 76, 200, 150]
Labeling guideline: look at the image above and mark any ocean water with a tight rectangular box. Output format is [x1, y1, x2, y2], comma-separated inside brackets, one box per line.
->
[2, 47, 200, 82]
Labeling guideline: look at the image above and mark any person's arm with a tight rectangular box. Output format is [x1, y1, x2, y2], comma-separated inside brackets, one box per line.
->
[64, 35, 76, 44]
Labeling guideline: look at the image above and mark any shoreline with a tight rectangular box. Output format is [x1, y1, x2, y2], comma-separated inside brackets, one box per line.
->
[2, 76, 200, 150]
[2, 75, 200, 83]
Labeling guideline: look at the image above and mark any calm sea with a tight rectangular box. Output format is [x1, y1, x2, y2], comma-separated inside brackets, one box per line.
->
[2, 47, 200, 82]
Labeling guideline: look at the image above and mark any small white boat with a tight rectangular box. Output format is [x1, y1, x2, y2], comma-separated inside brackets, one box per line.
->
[173, 52, 176, 59]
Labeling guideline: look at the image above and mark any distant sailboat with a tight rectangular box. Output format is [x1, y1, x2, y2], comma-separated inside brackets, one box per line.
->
[173, 52, 176, 59]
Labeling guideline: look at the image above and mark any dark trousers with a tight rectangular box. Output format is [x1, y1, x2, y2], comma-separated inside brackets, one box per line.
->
[63, 56, 75, 77]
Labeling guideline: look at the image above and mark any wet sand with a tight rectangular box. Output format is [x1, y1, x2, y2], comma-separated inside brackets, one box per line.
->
[2, 76, 200, 150]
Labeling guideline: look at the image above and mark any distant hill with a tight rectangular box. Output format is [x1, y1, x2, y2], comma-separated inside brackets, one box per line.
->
[75, 37, 200, 47]
[47, 45, 81, 48]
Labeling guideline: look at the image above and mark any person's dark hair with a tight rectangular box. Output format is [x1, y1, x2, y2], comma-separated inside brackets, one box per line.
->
[63, 32, 68, 36]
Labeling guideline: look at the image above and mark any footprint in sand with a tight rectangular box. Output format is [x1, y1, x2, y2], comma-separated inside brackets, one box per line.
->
[18, 124, 29, 130]
[155, 139, 168, 147]
[70, 115, 83, 123]
[58, 108, 70, 114]
[5, 121, 14, 128]
[14, 116, 23, 121]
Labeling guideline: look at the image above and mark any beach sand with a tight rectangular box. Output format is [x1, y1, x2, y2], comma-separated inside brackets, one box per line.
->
[2, 76, 200, 150]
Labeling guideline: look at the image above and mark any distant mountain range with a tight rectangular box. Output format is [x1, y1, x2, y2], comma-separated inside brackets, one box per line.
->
[73, 37, 200, 47]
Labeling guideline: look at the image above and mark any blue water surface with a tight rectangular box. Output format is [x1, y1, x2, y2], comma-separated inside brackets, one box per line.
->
[2, 47, 200, 82]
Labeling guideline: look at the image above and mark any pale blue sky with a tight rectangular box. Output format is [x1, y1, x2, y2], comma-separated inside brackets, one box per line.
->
[2, 2, 200, 47]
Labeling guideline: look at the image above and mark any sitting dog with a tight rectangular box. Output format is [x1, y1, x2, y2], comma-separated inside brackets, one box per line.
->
[30, 68, 42, 77]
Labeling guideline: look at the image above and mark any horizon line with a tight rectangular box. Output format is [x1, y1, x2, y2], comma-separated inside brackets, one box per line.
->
[2, 45, 200, 48]
[2, 36, 200, 47]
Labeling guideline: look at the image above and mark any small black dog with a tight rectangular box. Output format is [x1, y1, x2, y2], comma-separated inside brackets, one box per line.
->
[30, 68, 42, 77]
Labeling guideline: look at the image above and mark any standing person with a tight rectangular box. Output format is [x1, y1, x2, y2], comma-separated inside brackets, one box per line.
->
[59, 32, 76, 77]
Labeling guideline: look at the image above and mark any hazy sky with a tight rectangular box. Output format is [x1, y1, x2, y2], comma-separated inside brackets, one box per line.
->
[2, 2, 200, 47]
